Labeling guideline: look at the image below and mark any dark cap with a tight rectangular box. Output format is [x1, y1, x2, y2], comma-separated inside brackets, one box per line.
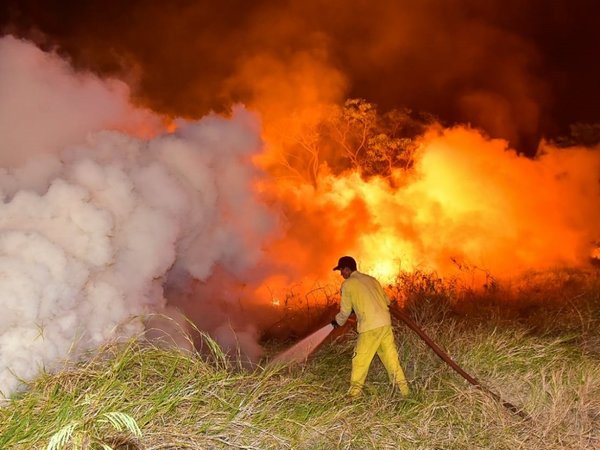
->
[333, 256, 357, 271]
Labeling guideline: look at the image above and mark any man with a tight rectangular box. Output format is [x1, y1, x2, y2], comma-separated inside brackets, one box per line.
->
[331, 256, 410, 398]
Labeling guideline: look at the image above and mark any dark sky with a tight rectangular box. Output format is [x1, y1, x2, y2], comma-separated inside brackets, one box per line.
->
[1, 0, 599, 153]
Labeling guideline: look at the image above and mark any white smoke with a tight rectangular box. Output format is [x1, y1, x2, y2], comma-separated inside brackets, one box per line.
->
[0, 35, 162, 167]
[0, 36, 276, 399]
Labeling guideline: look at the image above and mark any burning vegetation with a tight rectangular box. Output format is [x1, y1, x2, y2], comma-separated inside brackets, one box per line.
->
[0, 2, 599, 446]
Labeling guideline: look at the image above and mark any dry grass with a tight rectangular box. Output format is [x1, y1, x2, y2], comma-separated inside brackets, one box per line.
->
[1, 268, 599, 449]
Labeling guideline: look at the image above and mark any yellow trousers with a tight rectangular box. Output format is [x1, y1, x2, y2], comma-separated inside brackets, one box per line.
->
[349, 325, 410, 397]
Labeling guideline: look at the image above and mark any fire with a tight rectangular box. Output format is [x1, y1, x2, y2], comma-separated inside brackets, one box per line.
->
[365, 259, 403, 285]
[255, 123, 600, 293]
[212, 26, 600, 294]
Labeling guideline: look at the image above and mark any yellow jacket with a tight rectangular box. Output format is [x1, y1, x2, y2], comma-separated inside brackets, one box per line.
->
[335, 271, 391, 333]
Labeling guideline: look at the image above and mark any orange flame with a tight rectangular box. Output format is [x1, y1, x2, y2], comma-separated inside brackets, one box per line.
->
[255, 123, 600, 290]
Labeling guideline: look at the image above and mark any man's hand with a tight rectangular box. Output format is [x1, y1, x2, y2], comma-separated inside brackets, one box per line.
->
[330, 320, 340, 329]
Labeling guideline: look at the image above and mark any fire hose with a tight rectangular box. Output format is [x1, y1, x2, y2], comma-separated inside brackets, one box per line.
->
[389, 304, 529, 420]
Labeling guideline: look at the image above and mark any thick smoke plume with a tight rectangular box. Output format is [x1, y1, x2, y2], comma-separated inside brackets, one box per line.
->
[2, 0, 598, 151]
[0, 36, 276, 399]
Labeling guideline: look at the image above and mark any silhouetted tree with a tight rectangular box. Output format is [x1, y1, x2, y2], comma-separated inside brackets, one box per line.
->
[553, 122, 600, 147]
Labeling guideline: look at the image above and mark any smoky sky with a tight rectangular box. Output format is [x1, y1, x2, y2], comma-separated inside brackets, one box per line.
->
[1, 0, 599, 153]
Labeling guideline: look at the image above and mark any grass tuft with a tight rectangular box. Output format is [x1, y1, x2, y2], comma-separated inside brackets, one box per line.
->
[1, 268, 599, 449]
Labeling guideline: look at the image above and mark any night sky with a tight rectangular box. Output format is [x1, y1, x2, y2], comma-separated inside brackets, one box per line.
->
[1, 0, 599, 153]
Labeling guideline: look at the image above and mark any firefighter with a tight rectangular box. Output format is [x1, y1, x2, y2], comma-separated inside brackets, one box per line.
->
[331, 256, 410, 398]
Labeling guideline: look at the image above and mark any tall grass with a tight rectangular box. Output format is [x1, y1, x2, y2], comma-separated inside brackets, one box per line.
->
[1, 269, 599, 449]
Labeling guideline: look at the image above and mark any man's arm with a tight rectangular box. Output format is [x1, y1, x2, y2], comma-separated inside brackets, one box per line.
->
[334, 282, 353, 326]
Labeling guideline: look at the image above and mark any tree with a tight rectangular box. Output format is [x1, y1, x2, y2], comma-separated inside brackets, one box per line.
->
[275, 98, 436, 185]
[325, 99, 435, 179]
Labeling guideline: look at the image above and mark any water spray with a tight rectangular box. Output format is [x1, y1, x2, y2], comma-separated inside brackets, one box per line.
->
[270, 324, 334, 365]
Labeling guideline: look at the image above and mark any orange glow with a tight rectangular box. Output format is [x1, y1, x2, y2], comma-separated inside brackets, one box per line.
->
[143, 32, 599, 315]
[253, 124, 600, 296]
[165, 119, 178, 134]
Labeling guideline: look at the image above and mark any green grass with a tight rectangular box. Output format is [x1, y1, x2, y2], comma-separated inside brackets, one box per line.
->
[1, 270, 599, 449]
